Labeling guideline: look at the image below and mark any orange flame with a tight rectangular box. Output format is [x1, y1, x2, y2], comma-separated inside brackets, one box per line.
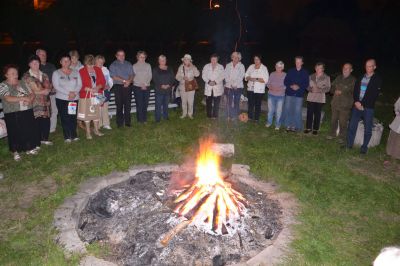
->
[174, 138, 246, 235]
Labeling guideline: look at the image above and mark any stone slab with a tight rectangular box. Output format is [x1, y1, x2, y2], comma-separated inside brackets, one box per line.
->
[80, 256, 117, 266]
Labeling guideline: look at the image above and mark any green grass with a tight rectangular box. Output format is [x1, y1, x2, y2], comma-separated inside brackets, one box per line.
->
[0, 99, 399, 266]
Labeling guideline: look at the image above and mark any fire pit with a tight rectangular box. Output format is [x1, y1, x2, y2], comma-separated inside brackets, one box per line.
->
[54, 140, 298, 266]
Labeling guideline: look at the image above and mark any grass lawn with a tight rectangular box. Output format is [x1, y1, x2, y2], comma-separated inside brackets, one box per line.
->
[0, 95, 399, 266]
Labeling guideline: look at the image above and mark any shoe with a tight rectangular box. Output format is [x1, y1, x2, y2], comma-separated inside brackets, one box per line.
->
[64, 139, 72, 143]
[13, 152, 21, 162]
[188, 115, 193, 120]
[360, 148, 368, 154]
[41, 141, 53, 146]
[180, 115, 187, 119]
[94, 131, 104, 137]
[304, 129, 311, 134]
[73, 138, 80, 142]
[265, 124, 271, 128]
[312, 130, 318, 135]
[103, 125, 112, 130]
[26, 149, 38, 155]
[35, 146, 41, 151]
[337, 138, 344, 145]
[125, 124, 131, 127]
[326, 135, 335, 140]
[275, 127, 280, 131]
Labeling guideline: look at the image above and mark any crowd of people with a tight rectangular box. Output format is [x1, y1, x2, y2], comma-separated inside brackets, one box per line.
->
[0, 48, 399, 162]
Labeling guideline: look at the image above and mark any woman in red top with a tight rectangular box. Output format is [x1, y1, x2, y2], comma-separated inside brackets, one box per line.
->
[78, 54, 106, 139]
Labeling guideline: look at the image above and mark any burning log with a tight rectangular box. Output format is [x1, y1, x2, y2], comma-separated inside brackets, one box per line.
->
[160, 219, 191, 247]
[172, 138, 247, 236]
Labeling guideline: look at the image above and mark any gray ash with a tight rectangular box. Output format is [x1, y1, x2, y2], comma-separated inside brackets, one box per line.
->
[78, 171, 282, 266]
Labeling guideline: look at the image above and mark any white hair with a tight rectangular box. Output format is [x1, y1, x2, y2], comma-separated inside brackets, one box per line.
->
[275, 61, 285, 69]
[158, 54, 166, 61]
[374, 247, 400, 266]
[231, 52, 242, 61]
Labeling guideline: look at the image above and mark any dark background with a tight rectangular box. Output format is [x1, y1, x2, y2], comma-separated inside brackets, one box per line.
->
[0, 0, 399, 84]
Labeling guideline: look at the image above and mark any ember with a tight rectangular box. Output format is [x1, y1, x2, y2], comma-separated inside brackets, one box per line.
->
[173, 138, 247, 235]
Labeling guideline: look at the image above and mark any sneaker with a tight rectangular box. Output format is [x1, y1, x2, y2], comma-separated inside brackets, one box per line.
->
[265, 124, 271, 128]
[41, 141, 53, 146]
[64, 139, 72, 143]
[103, 125, 112, 130]
[180, 115, 187, 119]
[13, 152, 21, 162]
[275, 127, 280, 131]
[188, 115, 193, 120]
[35, 146, 41, 151]
[26, 149, 38, 155]
[73, 138, 80, 142]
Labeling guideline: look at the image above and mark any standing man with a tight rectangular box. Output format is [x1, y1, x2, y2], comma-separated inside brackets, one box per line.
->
[36, 48, 57, 133]
[327, 63, 356, 143]
[109, 49, 134, 128]
[283, 56, 309, 132]
[346, 59, 382, 154]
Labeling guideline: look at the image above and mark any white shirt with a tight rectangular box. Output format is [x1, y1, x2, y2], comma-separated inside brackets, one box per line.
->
[101, 66, 113, 90]
[202, 63, 225, 97]
[245, 64, 269, 93]
[224, 62, 245, 89]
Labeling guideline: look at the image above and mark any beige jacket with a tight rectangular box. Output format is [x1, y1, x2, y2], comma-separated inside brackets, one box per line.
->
[307, 73, 331, 103]
[389, 97, 400, 133]
[176, 64, 200, 92]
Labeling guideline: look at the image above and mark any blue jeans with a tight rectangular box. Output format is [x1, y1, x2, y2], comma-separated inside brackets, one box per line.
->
[225, 88, 242, 119]
[283, 95, 304, 131]
[267, 94, 284, 127]
[347, 107, 374, 152]
[155, 92, 170, 122]
[133, 86, 150, 123]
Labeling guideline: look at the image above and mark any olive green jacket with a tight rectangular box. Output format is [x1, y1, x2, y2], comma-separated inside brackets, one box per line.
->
[330, 74, 356, 110]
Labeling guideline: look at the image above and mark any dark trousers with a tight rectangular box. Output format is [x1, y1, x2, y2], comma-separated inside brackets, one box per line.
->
[56, 98, 78, 140]
[347, 107, 374, 152]
[114, 84, 132, 127]
[330, 107, 350, 139]
[247, 91, 255, 119]
[225, 87, 242, 119]
[155, 92, 170, 122]
[36, 117, 50, 141]
[133, 86, 150, 123]
[306, 101, 323, 131]
[206, 91, 221, 118]
[4, 109, 39, 152]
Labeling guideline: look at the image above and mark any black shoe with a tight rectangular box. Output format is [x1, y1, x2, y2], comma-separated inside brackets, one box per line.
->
[125, 124, 131, 127]
[304, 129, 311, 134]
[360, 149, 368, 154]
[312, 130, 318, 135]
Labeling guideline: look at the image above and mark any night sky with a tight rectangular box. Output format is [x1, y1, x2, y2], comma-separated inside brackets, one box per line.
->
[0, 0, 399, 67]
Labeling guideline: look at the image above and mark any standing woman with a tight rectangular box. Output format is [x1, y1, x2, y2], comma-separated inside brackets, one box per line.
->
[52, 54, 82, 143]
[132, 51, 152, 124]
[202, 54, 225, 119]
[266, 61, 286, 129]
[23, 55, 53, 145]
[176, 54, 200, 119]
[245, 55, 269, 122]
[224, 51, 245, 121]
[78, 54, 106, 139]
[95, 55, 113, 130]
[387, 96, 400, 159]
[69, 50, 83, 72]
[0, 65, 38, 161]
[305, 62, 331, 135]
[153, 55, 175, 122]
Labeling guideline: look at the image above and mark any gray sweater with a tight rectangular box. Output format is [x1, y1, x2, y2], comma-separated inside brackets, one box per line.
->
[52, 69, 82, 101]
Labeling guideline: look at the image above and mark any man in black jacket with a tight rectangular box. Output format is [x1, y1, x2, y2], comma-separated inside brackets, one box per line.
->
[346, 59, 382, 154]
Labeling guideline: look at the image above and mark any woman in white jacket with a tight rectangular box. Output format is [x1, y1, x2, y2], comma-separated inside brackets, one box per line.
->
[202, 54, 225, 119]
[225, 52, 245, 120]
[245, 55, 269, 122]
